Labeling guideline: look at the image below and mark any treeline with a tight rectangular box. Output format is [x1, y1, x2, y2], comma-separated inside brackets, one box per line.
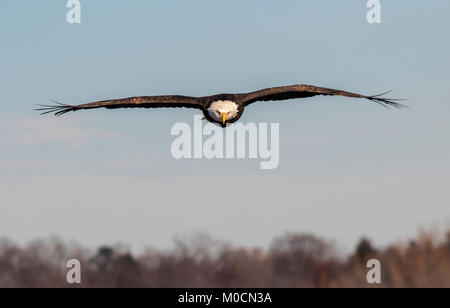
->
[0, 230, 449, 287]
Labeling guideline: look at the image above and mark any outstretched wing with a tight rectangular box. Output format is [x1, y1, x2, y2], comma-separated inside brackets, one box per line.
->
[239, 84, 407, 109]
[36, 95, 206, 116]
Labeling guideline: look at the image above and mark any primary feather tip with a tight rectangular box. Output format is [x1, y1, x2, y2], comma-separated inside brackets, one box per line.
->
[35, 101, 75, 116]
[367, 92, 408, 109]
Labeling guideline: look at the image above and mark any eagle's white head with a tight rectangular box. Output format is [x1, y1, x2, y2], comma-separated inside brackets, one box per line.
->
[207, 100, 239, 125]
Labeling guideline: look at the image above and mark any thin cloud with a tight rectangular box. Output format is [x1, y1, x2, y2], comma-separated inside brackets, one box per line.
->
[0, 117, 118, 148]
[0, 159, 65, 171]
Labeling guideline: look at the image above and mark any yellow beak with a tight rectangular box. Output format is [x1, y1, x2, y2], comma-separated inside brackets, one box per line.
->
[222, 112, 227, 125]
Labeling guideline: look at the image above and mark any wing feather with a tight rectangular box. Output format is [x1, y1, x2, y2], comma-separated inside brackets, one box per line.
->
[36, 96, 206, 116]
[239, 85, 407, 109]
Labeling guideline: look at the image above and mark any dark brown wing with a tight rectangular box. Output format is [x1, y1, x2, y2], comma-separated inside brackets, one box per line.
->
[36, 95, 206, 116]
[238, 84, 407, 109]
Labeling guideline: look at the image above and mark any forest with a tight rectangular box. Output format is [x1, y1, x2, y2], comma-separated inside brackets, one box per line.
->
[0, 229, 448, 287]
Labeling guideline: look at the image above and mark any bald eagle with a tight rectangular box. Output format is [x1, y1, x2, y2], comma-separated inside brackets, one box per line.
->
[36, 84, 405, 127]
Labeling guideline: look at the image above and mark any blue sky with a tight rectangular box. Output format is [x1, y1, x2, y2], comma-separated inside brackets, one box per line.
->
[1, 1, 449, 252]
